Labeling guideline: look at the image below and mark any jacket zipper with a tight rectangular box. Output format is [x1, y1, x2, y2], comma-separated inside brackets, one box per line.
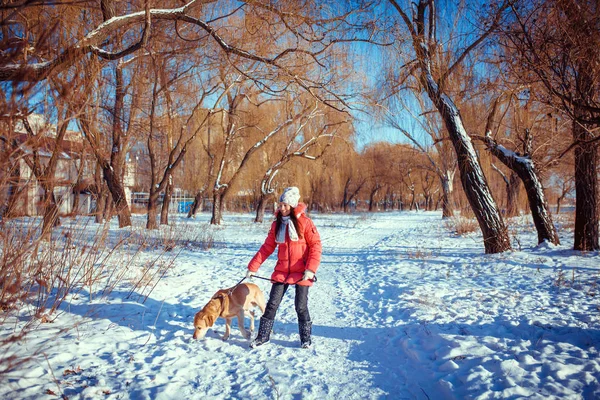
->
[287, 227, 291, 280]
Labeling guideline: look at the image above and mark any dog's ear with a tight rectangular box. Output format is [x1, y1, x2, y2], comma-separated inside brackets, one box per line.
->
[205, 314, 217, 327]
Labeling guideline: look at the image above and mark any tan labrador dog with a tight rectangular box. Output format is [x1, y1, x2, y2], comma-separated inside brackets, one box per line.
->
[193, 283, 265, 341]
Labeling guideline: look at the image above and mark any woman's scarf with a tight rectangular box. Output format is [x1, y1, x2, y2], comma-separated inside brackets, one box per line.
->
[276, 216, 298, 243]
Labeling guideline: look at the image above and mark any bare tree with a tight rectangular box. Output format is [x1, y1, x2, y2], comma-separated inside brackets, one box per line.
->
[78, 62, 137, 228]
[503, 0, 600, 250]
[383, 0, 512, 252]
[474, 94, 560, 245]
[479, 129, 560, 245]
[209, 76, 316, 224]
[254, 105, 343, 222]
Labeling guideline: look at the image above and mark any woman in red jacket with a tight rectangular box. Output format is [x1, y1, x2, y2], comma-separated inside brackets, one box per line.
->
[246, 186, 322, 348]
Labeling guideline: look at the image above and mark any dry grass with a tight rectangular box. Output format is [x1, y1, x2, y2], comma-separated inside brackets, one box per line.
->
[444, 215, 480, 236]
[126, 220, 217, 252]
[406, 247, 434, 259]
[0, 215, 214, 383]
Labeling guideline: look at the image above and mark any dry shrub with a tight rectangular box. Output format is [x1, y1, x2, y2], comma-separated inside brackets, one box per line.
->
[130, 203, 147, 214]
[127, 219, 216, 252]
[0, 213, 217, 382]
[554, 211, 575, 232]
[444, 215, 480, 236]
[0, 217, 131, 382]
[406, 247, 433, 259]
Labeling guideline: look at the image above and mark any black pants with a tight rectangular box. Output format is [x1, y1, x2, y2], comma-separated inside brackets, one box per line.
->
[263, 282, 310, 323]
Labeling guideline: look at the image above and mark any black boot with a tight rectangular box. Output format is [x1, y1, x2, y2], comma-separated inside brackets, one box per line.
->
[299, 320, 312, 348]
[250, 317, 274, 348]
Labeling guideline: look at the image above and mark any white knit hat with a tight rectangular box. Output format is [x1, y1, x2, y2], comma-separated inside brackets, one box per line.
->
[279, 187, 300, 208]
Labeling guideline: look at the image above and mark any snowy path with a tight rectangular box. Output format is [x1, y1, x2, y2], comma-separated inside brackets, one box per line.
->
[2, 212, 599, 399]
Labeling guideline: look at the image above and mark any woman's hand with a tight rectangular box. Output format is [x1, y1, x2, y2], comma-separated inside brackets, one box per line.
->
[246, 270, 256, 279]
[302, 270, 315, 281]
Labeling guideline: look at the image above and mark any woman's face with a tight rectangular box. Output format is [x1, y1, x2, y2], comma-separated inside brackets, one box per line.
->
[277, 202, 292, 217]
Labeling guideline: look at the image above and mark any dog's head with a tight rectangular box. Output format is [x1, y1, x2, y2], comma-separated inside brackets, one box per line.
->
[192, 299, 220, 340]
[192, 310, 217, 340]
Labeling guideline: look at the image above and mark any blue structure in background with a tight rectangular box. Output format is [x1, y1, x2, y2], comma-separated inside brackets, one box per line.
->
[178, 201, 194, 213]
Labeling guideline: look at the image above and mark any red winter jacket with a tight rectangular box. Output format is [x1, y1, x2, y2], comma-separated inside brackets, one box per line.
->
[248, 203, 322, 286]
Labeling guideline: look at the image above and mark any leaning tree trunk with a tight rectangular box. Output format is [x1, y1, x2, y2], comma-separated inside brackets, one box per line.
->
[187, 190, 205, 218]
[573, 112, 599, 250]
[483, 138, 559, 245]
[423, 78, 511, 253]
[505, 172, 521, 218]
[160, 175, 173, 226]
[103, 166, 131, 228]
[255, 192, 274, 223]
[368, 185, 380, 212]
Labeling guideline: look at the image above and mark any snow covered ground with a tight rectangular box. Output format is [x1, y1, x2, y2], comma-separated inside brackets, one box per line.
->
[1, 211, 599, 399]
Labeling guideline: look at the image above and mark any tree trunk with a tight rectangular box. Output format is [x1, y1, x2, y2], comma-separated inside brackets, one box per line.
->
[187, 190, 204, 218]
[103, 194, 114, 221]
[211, 190, 226, 225]
[41, 188, 61, 238]
[423, 192, 432, 211]
[409, 190, 416, 211]
[103, 166, 131, 228]
[341, 178, 351, 212]
[573, 114, 599, 250]
[94, 162, 108, 223]
[1, 162, 22, 219]
[506, 172, 521, 218]
[423, 78, 511, 253]
[368, 185, 380, 212]
[483, 138, 559, 245]
[254, 193, 274, 223]
[440, 172, 454, 218]
[95, 192, 106, 223]
[146, 192, 160, 230]
[71, 188, 80, 217]
[160, 175, 173, 225]
[520, 164, 560, 245]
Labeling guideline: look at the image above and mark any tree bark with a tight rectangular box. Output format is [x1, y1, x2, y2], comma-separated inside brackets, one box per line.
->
[211, 190, 225, 225]
[368, 184, 381, 212]
[187, 190, 204, 218]
[41, 188, 61, 238]
[506, 173, 521, 218]
[440, 171, 455, 218]
[103, 166, 131, 228]
[1, 159, 22, 219]
[160, 174, 173, 225]
[146, 191, 160, 230]
[573, 113, 599, 250]
[254, 192, 275, 223]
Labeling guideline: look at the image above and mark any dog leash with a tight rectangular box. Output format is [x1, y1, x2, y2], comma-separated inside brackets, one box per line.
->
[250, 274, 318, 283]
[224, 276, 248, 296]
[225, 274, 317, 296]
